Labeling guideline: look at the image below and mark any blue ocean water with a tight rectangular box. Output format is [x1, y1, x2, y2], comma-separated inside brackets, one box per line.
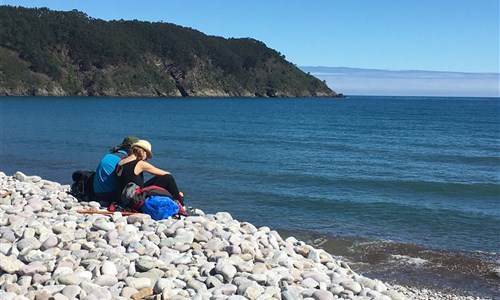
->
[1, 96, 499, 296]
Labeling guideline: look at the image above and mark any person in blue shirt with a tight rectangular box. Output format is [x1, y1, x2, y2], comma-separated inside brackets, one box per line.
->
[94, 136, 139, 206]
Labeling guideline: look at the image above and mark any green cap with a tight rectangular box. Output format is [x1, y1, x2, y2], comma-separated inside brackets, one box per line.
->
[110, 136, 139, 153]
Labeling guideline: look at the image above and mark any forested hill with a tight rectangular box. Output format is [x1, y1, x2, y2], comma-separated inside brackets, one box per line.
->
[0, 6, 339, 97]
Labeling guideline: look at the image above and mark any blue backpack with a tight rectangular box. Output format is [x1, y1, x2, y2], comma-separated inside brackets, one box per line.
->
[121, 183, 187, 220]
[142, 195, 180, 220]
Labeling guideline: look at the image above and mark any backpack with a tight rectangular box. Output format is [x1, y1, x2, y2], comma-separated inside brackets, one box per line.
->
[120, 183, 170, 211]
[70, 170, 96, 202]
[120, 183, 188, 218]
[141, 185, 188, 217]
[142, 196, 180, 221]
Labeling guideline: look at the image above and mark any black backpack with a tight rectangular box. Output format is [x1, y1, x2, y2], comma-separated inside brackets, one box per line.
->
[70, 170, 96, 201]
[70, 152, 126, 202]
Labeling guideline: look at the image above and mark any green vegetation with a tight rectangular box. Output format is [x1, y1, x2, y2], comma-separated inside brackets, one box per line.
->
[0, 6, 338, 97]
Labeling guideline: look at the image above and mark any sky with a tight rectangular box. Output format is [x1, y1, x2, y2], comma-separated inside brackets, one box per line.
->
[300, 67, 500, 97]
[2, 0, 499, 96]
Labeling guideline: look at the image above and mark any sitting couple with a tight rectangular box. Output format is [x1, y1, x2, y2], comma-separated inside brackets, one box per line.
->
[93, 136, 184, 208]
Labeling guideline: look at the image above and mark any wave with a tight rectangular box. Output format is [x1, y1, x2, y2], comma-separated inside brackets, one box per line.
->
[417, 153, 500, 166]
[238, 190, 500, 253]
[341, 178, 499, 197]
[251, 171, 500, 199]
[276, 229, 500, 299]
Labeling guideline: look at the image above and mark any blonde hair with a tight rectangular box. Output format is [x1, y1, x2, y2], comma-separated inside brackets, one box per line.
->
[132, 146, 148, 160]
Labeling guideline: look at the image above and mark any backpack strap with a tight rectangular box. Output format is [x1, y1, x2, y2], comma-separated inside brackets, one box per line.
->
[141, 185, 173, 198]
[133, 186, 146, 211]
[174, 199, 188, 217]
[113, 152, 127, 159]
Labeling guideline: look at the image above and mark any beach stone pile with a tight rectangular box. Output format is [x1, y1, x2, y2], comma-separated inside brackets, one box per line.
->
[0, 171, 483, 300]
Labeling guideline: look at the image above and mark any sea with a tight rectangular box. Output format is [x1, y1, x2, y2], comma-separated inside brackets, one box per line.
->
[1, 96, 499, 298]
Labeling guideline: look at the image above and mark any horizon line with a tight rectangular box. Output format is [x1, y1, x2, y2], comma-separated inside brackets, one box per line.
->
[299, 66, 500, 75]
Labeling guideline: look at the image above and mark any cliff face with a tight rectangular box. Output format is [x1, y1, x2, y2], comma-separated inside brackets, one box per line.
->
[0, 6, 339, 98]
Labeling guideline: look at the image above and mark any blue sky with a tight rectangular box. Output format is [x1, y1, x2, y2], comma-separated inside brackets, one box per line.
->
[2, 0, 499, 96]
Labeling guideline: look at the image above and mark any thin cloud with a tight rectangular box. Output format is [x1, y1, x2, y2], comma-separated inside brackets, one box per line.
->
[301, 67, 500, 97]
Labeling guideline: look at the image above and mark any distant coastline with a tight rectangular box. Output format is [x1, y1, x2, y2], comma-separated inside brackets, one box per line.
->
[301, 66, 500, 98]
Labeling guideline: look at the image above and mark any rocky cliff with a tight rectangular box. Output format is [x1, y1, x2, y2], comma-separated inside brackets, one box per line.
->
[0, 6, 339, 98]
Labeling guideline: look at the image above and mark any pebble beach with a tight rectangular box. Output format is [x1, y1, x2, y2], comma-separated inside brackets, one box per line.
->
[0, 171, 493, 300]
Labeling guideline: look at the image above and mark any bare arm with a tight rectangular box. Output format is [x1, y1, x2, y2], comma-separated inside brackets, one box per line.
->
[138, 161, 170, 176]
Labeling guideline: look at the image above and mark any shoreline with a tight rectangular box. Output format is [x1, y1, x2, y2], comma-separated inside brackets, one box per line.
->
[277, 229, 500, 299]
[0, 171, 495, 300]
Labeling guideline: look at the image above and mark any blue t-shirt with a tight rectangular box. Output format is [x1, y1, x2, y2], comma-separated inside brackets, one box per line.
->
[93, 150, 127, 194]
